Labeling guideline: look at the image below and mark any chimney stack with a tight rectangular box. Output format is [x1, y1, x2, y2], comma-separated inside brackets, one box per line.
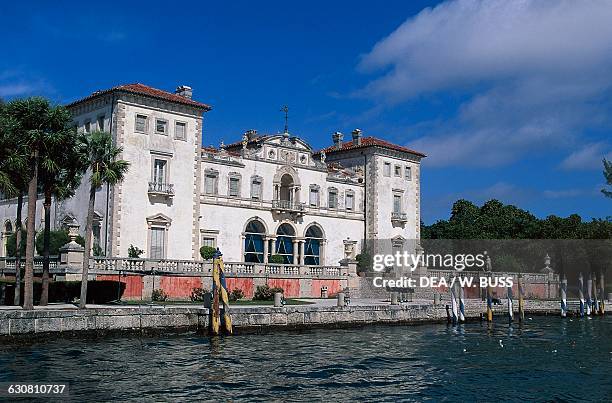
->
[175, 85, 192, 99]
[352, 128, 362, 146]
[332, 131, 344, 150]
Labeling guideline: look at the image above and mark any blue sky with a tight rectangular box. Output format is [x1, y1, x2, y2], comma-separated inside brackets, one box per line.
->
[1, 0, 611, 223]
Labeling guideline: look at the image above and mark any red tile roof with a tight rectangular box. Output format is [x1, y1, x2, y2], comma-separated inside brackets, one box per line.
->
[315, 136, 426, 158]
[66, 83, 212, 110]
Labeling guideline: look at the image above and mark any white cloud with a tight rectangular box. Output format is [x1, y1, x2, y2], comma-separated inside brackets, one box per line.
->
[358, 0, 612, 167]
[559, 143, 612, 171]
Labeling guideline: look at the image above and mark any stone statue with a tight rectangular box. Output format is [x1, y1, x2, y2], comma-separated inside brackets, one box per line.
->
[241, 133, 248, 150]
[320, 150, 326, 164]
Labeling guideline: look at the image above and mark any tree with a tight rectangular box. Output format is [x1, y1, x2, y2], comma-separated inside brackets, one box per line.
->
[0, 100, 28, 305]
[603, 158, 612, 198]
[3, 97, 64, 309]
[38, 121, 87, 306]
[79, 131, 129, 309]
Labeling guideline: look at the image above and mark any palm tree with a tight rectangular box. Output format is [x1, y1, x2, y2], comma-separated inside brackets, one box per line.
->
[38, 124, 87, 305]
[79, 131, 129, 308]
[5, 97, 70, 309]
[1, 101, 30, 306]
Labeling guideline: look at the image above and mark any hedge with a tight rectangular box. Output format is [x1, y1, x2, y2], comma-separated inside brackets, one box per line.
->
[0, 280, 125, 305]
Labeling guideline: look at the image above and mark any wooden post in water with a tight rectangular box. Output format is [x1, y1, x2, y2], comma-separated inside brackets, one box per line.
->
[518, 274, 525, 322]
[593, 275, 599, 315]
[586, 272, 592, 316]
[599, 272, 605, 315]
[560, 275, 567, 318]
[578, 272, 585, 317]
[486, 279, 493, 322]
[458, 278, 466, 323]
[450, 283, 458, 326]
[507, 283, 514, 323]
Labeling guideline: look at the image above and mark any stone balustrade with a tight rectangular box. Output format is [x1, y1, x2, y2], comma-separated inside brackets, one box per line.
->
[0, 256, 60, 273]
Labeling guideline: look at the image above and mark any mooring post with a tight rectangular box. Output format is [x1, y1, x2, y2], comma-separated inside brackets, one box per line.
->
[507, 283, 514, 323]
[578, 272, 585, 317]
[458, 278, 466, 323]
[599, 272, 605, 315]
[445, 304, 451, 324]
[560, 275, 567, 318]
[593, 275, 599, 315]
[486, 276, 493, 323]
[587, 272, 593, 316]
[518, 274, 525, 322]
[337, 292, 345, 307]
[450, 283, 458, 325]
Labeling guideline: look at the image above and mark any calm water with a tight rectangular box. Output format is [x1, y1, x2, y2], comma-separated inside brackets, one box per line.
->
[1, 317, 611, 402]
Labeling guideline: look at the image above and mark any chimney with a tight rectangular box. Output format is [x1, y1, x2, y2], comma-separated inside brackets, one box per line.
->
[352, 128, 362, 146]
[175, 85, 193, 99]
[332, 131, 344, 150]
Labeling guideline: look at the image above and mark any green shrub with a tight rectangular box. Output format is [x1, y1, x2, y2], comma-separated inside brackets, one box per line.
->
[128, 244, 144, 258]
[199, 246, 216, 260]
[268, 254, 284, 264]
[356, 252, 372, 273]
[253, 284, 284, 301]
[8, 229, 85, 257]
[92, 243, 104, 256]
[152, 289, 168, 302]
[190, 287, 210, 302]
[229, 288, 245, 302]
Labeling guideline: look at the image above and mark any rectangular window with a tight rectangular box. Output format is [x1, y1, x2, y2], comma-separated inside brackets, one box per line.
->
[383, 162, 391, 177]
[204, 174, 217, 195]
[345, 193, 354, 210]
[309, 188, 319, 207]
[405, 166, 412, 181]
[149, 227, 166, 259]
[97, 115, 105, 132]
[328, 190, 338, 209]
[201, 237, 215, 248]
[394, 165, 402, 177]
[84, 121, 91, 134]
[229, 177, 240, 197]
[156, 119, 167, 135]
[251, 179, 262, 200]
[393, 195, 402, 213]
[175, 122, 186, 140]
[135, 114, 147, 133]
[153, 159, 167, 184]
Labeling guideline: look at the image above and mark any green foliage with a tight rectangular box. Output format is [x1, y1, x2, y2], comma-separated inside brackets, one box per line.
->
[6, 230, 27, 257]
[199, 246, 216, 260]
[190, 287, 210, 302]
[34, 229, 82, 256]
[151, 289, 168, 302]
[268, 254, 284, 264]
[229, 288, 245, 302]
[355, 251, 372, 273]
[79, 131, 130, 189]
[127, 244, 144, 258]
[92, 244, 104, 257]
[253, 285, 284, 301]
[421, 199, 612, 240]
[603, 158, 612, 198]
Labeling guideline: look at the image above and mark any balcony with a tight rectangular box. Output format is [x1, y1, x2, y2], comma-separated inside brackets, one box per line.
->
[272, 199, 305, 215]
[148, 181, 174, 197]
[391, 211, 408, 223]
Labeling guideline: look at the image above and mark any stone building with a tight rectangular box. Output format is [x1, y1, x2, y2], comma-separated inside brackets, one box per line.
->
[0, 83, 425, 266]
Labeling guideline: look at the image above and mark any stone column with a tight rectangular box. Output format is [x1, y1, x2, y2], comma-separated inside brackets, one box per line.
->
[298, 239, 305, 266]
[263, 236, 269, 264]
[320, 241, 326, 266]
[240, 234, 245, 261]
[269, 237, 277, 260]
[292, 239, 299, 264]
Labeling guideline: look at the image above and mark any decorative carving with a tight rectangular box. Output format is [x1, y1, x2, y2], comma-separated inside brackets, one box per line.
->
[320, 150, 326, 163]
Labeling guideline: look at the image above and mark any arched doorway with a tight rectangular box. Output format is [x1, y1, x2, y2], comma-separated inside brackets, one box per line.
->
[244, 219, 266, 263]
[304, 225, 324, 265]
[279, 174, 294, 202]
[275, 223, 295, 264]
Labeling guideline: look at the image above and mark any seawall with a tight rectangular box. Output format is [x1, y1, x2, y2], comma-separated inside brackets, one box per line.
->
[0, 299, 594, 340]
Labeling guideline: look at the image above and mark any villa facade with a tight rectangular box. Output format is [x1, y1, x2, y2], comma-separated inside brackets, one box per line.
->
[0, 84, 425, 266]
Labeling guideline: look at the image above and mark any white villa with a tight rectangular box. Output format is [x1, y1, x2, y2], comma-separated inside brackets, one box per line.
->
[0, 84, 425, 266]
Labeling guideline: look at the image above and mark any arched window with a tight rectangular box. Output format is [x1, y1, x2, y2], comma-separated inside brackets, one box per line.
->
[244, 219, 266, 263]
[275, 223, 295, 264]
[4, 221, 13, 234]
[304, 225, 324, 265]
